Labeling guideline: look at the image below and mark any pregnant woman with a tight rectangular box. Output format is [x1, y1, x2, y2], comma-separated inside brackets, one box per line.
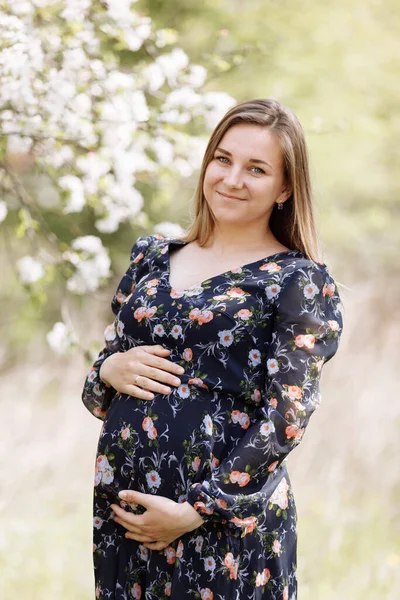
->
[82, 98, 343, 599]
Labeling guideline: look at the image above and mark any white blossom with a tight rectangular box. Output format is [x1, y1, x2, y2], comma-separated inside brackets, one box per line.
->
[59, 175, 85, 213]
[0, 200, 8, 223]
[153, 222, 184, 238]
[46, 321, 77, 355]
[17, 256, 45, 283]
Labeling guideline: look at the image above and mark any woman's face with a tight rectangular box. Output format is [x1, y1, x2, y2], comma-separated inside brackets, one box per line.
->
[203, 123, 290, 231]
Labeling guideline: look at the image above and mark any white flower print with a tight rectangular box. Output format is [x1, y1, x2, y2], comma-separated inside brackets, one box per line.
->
[116, 320, 124, 336]
[194, 535, 204, 553]
[303, 281, 319, 300]
[102, 467, 114, 485]
[267, 358, 279, 374]
[218, 329, 234, 347]
[146, 470, 161, 490]
[138, 544, 149, 562]
[203, 414, 213, 436]
[170, 324, 183, 339]
[266, 283, 281, 299]
[269, 477, 290, 510]
[203, 556, 216, 572]
[93, 516, 103, 529]
[154, 323, 166, 336]
[177, 383, 190, 398]
[185, 285, 204, 296]
[260, 421, 276, 438]
[249, 349, 261, 367]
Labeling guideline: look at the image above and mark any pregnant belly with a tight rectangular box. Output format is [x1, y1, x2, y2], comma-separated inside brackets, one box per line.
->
[94, 389, 223, 505]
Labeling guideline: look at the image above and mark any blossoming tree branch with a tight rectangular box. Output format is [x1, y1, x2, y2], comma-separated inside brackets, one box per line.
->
[0, 0, 236, 355]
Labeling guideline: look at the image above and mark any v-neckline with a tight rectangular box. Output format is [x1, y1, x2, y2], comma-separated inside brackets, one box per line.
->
[164, 238, 305, 293]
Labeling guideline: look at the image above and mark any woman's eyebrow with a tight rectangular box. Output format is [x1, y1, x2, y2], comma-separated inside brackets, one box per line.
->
[215, 147, 274, 170]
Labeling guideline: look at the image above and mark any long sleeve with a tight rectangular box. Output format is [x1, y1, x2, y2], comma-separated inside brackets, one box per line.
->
[81, 234, 155, 420]
[187, 261, 343, 531]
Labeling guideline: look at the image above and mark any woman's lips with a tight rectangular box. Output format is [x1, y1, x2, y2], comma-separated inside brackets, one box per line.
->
[217, 191, 246, 201]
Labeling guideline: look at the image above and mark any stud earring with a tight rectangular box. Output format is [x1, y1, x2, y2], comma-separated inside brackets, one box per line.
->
[277, 201, 284, 211]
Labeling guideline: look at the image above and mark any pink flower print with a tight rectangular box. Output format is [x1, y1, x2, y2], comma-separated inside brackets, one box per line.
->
[255, 568, 271, 587]
[132, 583, 141, 599]
[146, 278, 159, 287]
[165, 582, 172, 596]
[147, 426, 158, 440]
[145, 306, 157, 318]
[132, 251, 144, 264]
[192, 456, 201, 472]
[268, 460, 279, 472]
[120, 427, 130, 440]
[164, 545, 176, 565]
[231, 410, 241, 423]
[215, 497, 228, 509]
[224, 552, 235, 569]
[200, 589, 213, 600]
[210, 455, 220, 470]
[236, 309, 252, 320]
[139, 545, 148, 562]
[269, 397, 278, 408]
[269, 477, 289, 509]
[147, 287, 157, 295]
[176, 540, 184, 558]
[322, 282, 335, 297]
[251, 389, 261, 404]
[198, 310, 213, 324]
[272, 539, 281, 554]
[194, 501, 213, 515]
[189, 308, 201, 320]
[183, 347, 193, 361]
[285, 424, 304, 441]
[237, 472, 251, 487]
[170, 288, 184, 298]
[229, 471, 250, 486]
[328, 319, 340, 331]
[188, 377, 209, 389]
[294, 334, 315, 349]
[213, 294, 228, 300]
[238, 412, 250, 429]
[227, 287, 245, 298]
[286, 385, 303, 400]
[259, 261, 281, 272]
[133, 306, 147, 322]
[142, 416, 153, 432]
[283, 586, 289, 600]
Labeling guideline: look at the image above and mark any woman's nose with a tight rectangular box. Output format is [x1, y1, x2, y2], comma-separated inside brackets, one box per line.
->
[223, 168, 244, 188]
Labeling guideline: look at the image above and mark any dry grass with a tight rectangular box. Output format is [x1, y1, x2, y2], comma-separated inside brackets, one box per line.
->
[0, 274, 399, 599]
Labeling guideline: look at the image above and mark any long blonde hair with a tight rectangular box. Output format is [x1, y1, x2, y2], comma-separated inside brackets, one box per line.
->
[181, 98, 322, 263]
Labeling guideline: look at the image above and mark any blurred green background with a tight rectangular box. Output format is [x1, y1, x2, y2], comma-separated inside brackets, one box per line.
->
[1, 0, 399, 598]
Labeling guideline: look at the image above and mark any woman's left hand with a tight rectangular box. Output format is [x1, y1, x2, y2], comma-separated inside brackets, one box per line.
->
[111, 490, 205, 551]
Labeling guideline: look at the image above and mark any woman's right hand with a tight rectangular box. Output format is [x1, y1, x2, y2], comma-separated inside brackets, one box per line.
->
[99, 345, 184, 401]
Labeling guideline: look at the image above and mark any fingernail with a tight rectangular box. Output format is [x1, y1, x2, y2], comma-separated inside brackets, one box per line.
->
[119, 491, 127, 500]
[177, 366, 185, 374]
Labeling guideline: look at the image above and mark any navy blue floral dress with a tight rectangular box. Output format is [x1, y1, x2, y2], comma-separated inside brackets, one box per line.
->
[82, 234, 342, 600]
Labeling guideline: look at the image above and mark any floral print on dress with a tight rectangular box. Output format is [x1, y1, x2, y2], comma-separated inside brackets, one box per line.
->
[82, 234, 343, 599]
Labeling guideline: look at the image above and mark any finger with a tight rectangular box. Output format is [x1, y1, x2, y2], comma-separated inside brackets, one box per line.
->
[119, 490, 152, 509]
[139, 351, 185, 376]
[135, 366, 182, 389]
[113, 516, 148, 535]
[134, 372, 175, 394]
[144, 540, 169, 551]
[121, 383, 155, 401]
[125, 532, 157, 543]
[141, 345, 171, 356]
[111, 503, 145, 526]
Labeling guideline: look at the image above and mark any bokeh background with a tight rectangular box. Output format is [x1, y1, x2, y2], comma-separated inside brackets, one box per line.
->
[0, 1, 399, 599]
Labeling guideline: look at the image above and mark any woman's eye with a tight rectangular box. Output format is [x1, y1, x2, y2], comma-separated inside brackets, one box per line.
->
[216, 155, 229, 163]
[251, 166, 265, 174]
